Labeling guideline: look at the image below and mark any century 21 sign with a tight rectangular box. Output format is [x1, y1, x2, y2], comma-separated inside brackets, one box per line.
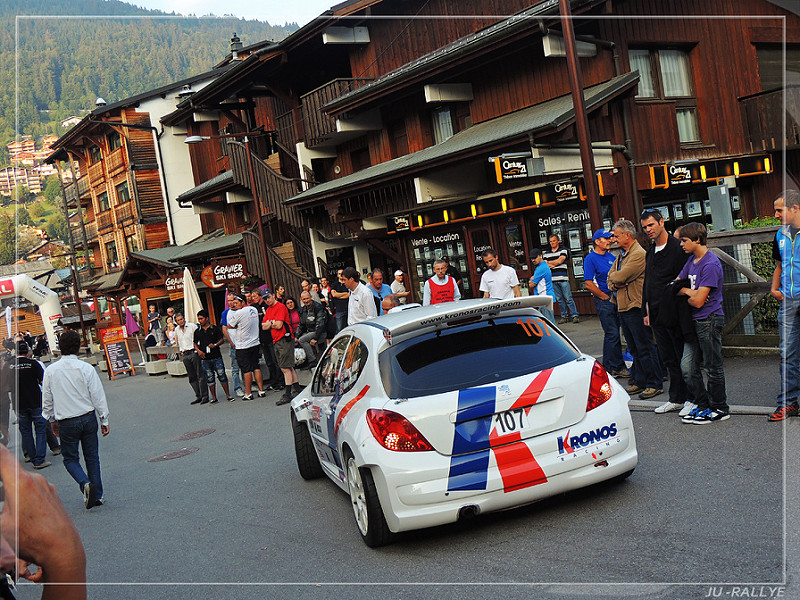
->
[494, 157, 528, 183]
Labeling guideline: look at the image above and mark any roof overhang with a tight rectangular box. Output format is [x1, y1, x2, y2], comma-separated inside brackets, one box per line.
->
[285, 72, 639, 208]
[175, 171, 237, 207]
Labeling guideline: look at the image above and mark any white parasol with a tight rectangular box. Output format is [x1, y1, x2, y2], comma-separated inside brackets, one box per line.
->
[182, 267, 203, 324]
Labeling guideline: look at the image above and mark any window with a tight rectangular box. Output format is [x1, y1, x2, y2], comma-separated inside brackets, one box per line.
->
[105, 240, 119, 269]
[629, 47, 701, 144]
[388, 118, 409, 158]
[379, 315, 579, 398]
[89, 145, 102, 164]
[431, 106, 454, 144]
[125, 235, 138, 255]
[350, 147, 371, 172]
[755, 44, 800, 91]
[107, 133, 122, 152]
[312, 336, 351, 396]
[116, 181, 130, 204]
[97, 192, 110, 212]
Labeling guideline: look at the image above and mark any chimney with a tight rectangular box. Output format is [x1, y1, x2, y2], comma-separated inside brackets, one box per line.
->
[230, 33, 243, 60]
[176, 85, 195, 105]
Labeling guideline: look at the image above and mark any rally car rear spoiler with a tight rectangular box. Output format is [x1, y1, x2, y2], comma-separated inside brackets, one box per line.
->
[375, 295, 554, 343]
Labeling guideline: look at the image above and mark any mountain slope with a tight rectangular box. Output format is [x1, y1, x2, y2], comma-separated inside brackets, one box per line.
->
[1, 0, 298, 161]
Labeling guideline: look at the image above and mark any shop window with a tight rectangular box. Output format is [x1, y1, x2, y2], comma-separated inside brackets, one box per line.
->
[629, 47, 701, 144]
[97, 191, 110, 212]
[116, 180, 130, 204]
[106, 240, 119, 269]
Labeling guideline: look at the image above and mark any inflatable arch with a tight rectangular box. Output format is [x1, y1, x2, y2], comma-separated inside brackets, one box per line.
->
[0, 274, 62, 351]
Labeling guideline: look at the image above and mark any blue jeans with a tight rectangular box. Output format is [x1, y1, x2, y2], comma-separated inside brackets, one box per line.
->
[552, 280, 579, 318]
[594, 297, 626, 373]
[18, 408, 47, 466]
[59, 412, 103, 499]
[228, 347, 242, 394]
[681, 313, 728, 413]
[618, 307, 662, 389]
[538, 306, 555, 323]
[201, 357, 228, 384]
[777, 298, 800, 407]
[335, 312, 347, 333]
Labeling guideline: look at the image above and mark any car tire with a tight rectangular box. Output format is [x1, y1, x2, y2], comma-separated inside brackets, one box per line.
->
[344, 449, 393, 548]
[611, 468, 635, 483]
[291, 411, 324, 480]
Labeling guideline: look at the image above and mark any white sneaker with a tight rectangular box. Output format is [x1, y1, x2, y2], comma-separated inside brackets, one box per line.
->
[679, 401, 697, 417]
[235, 389, 245, 397]
[654, 401, 682, 414]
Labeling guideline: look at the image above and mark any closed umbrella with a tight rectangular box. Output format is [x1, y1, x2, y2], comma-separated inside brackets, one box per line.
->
[125, 306, 145, 366]
[182, 267, 203, 324]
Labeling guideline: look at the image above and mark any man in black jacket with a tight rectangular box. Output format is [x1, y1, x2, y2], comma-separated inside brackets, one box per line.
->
[296, 291, 327, 367]
[641, 208, 694, 416]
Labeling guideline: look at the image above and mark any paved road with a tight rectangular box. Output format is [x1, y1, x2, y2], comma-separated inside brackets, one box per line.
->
[10, 321, 797, 600]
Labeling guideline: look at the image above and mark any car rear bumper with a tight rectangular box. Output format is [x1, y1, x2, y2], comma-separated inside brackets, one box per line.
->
[360, 396, 637, 533]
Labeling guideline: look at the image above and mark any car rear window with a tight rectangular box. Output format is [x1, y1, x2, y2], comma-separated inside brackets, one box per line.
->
[379, 313, 580, 398]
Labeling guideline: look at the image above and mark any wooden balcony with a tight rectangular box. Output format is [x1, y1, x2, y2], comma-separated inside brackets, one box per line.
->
[85, 222, 97, 241]
[97, 211, 113, 231]
[115, 201, 135, 224]
[276, 110, 301, 151]
[77, 175, 91, 199]
[300, 78, 373, 148]
[63, 181, 78, 208]
[88, 161, 104, 185]
[106, 147, 126, 175]
[739, 85, 800, 151]
[227, 140, 307, 229]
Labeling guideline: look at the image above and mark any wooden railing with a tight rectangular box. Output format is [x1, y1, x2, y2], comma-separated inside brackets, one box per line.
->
[227, 140, 308, 229]
[115, 201, 135, 224]
[97, 211, 113, 231]
[85, 222, 97, 241]
[739, 85, 800, 152]
[276, 109, 300, 151]
[300, 78, 373, 147]
[88, 161, 104, 184]
[242, 230, 304, 301]
[64, 181, 78, 207]
[317, 256, 331, 280]
[106, 147, 125, 174]
[707, 226, 780, 347]
[77, 175, 91, 198]
[288, 228, 316, 277]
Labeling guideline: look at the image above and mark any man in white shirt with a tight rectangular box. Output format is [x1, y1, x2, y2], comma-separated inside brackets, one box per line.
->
[343, 266, 377, 325]
[390, 270, 410, 304]
[42, 329, 110, 509]
[479, 248, 521, 300]
[175, 313, 209, 405]
[225, 294, 266, 401]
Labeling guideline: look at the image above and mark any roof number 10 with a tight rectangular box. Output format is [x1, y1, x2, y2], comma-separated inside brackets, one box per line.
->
[517, 318, 551, 338]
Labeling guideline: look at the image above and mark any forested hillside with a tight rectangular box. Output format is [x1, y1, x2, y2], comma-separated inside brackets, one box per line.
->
[1, 0, 298, 161]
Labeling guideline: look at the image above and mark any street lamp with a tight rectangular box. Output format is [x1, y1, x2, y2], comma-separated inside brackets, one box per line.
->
[184, 133, 271, 288]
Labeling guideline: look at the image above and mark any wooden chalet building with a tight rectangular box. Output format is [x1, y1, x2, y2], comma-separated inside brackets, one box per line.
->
[166, 0, 797, 310]
[45, 67, 235, 327]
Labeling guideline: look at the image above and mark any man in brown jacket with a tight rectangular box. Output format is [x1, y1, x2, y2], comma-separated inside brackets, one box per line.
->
[608, 218, 663, 399]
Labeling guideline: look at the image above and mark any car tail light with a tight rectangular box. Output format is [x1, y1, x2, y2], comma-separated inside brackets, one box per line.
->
[586, 361, 613, 412]
[366, 409, 434, 452]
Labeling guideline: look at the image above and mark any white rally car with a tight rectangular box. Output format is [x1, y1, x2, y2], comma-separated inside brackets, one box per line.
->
[290, 296, 637, 547]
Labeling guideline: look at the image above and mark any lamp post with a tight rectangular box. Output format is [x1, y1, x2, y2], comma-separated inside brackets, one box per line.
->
[184, 133, 272, 288]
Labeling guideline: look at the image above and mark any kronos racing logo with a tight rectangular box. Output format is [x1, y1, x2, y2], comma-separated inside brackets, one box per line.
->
[558, 423, 618, 454]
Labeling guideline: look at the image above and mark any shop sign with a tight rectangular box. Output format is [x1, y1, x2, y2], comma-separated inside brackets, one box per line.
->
[392, 215, 411, 232]
[494, 157, 529, 183]
[554, 181, 579, 203]
[668, 163, 692, 186]
[164, 274, 183, 292]
[201, 258, 245, 288]
[409, 231, 462, 248]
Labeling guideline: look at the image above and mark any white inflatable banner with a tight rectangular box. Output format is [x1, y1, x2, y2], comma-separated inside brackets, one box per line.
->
[0, 275, 62, 350]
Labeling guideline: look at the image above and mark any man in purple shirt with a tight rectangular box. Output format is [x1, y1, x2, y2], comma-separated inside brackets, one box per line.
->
[676, 222, 729, 424]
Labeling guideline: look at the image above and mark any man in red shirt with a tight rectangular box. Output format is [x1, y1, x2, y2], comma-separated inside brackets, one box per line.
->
[423, 259, 461, 305]
[262, 290, 301, 406]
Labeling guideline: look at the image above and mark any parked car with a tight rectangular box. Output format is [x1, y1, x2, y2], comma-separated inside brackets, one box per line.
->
[290, 296, 638, 547]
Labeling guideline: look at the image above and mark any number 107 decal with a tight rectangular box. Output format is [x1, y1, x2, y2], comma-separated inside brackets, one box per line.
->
[493, 407, 529, 435]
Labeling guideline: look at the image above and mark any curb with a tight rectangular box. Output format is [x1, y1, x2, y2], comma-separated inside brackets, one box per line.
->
[629, 399, 773, 416]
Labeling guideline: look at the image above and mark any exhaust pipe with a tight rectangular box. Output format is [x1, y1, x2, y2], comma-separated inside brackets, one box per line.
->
[458, 505, 480, 520]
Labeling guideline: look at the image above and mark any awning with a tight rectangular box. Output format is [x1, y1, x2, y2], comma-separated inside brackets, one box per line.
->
[285, 72, 639, 207]
[176, 171, 236, 207]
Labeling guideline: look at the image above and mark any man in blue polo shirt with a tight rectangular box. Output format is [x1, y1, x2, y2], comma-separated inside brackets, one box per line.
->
[583, 229, 628, 377]
[769, 189, 800, 421]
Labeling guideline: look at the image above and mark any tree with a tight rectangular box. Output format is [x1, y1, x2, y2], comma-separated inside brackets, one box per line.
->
[15, 205, 31, 226]
[0, 214, 15, 264]
[10, 185, 32, 204]
[29, 201, 47, 218]
[47, 210, 69, 244]
[43, 175, 61, 203]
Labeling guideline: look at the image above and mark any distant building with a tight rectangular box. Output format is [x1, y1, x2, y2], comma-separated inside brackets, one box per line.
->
[7, 138, 35, 157]
[0, 166, 42, 195]
[60, 116, 82, 129]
